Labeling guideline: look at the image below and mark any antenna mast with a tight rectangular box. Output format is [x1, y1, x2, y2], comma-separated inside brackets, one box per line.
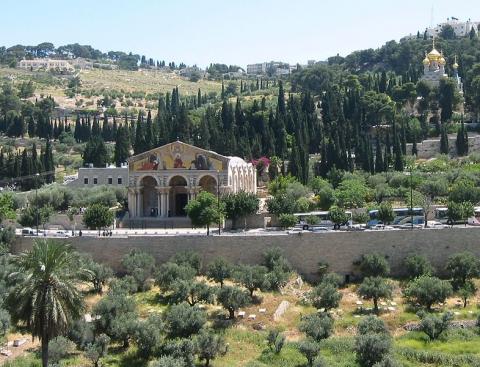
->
[430, 3, 435, 28]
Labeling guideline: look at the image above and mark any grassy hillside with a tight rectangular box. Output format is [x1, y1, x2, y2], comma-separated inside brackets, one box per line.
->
[0, 66, 223, 111]
[79, 68, 222, 95]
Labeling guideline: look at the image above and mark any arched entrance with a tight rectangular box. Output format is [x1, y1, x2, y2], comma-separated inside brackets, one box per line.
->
[141, 176, 158, 217]
[169, 176, 188, 216]
[199, 175, 217, 194]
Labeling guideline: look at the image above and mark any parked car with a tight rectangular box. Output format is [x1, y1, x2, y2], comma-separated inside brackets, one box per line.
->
[21, 228, 36, 236]
[426, 221, 449, 229]
[52, 230, 71, 238]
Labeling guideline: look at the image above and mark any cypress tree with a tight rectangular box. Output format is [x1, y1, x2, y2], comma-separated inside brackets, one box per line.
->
[277, 81, 286, 117]
[197, 88, 202, 107]
[145, 110, 154, 149]
[43, 139, 55, 183]
[91, 115, 101, 137]
[375, 136, 384, 173]
[412, 131, 418, 156]
[288, 136, 303, 182]
[393, 130, 404, 171]
[456, 120, 469, 156]
[440, 125, 449, 155]
[463, 121, 469, 155]
[114, 125, 130, 167]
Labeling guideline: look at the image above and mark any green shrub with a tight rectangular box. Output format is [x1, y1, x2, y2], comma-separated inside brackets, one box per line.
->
[299, 313, 334, 342]
[48, 336, 76, 365]
[164, 303, 206, 338]
[278, 213, 297, 229]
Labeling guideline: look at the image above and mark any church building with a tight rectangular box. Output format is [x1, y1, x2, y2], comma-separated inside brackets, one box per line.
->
[421, 39, 463, 92]
[126, 141, 257, 218]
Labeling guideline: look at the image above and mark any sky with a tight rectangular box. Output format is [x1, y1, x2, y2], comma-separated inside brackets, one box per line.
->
[1, 0, 478, 67]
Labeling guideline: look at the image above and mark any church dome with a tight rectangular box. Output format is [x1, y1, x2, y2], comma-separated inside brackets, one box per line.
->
[453, 56, 459, 69]
[423, 53, 430, 65]
[427, 48, 441, 61]
[438, 53, 446, 65]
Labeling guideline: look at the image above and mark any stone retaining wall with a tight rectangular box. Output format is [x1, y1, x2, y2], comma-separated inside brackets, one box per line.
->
[12, 228, 480, 281]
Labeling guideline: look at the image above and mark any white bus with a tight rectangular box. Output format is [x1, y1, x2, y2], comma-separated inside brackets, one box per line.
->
[294, 210, 353, 230]
[434, 207, 480, 226]
[367, 207, 424, 228]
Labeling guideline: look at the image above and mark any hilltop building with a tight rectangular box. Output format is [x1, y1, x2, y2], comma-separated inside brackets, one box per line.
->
[420, 39, 463, 92]
[246, 61, 290, 76]
[426, 18, 479, 39]
[18, 58, 74, 72]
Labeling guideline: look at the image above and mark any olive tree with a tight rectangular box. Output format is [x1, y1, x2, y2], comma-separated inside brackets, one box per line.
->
[355, 316, 392, 367]
[233, 264, 268, 297]
[185, 191, 224, 236]
[403, 254, 434, 279]
[309, 282, 341, 311]
[164, 303, 206, 338]
[327, 206, 348, 230]
[417, 311, 453, 341]
[359, 253, 390, 278]
[83, 204, 114, 234]
[170, 280, 215, 306]
[195, 330, 227, 367]
[298, 313, 334, 342]
[222, 191, 259, 230]
[297, 339, 321, 367]
[155, 262, 196, 291]
[121, 249, 156, 292]
[207, 257, 233, 287]
[377, 202, 395, 225]
[357, 277, 393, 313]
[217, 286, 250, 319]
[85, 334, 110, 367]
[404, 275, 453, 311]
[445, 252, 480, 289]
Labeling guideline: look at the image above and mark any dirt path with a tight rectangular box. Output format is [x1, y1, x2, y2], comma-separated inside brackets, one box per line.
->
[0, 333, 39, 364]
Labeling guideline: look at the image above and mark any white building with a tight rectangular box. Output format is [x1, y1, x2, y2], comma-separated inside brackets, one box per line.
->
[18, 58, 75, 72]
[67, 165, 128, 188]
[247, 63, 267, 75]
[426, 18, 479, 38]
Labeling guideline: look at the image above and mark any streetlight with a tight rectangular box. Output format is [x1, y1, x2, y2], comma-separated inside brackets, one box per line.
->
[35, 173, 40, 236]
[405, 165, 414, 230]
[217, 170, 221, 235]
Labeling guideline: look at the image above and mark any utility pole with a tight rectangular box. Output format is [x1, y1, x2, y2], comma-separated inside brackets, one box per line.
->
[217, 170, 221, 235]
[410, 165, 414, 230]
[35, 173, 40, 236]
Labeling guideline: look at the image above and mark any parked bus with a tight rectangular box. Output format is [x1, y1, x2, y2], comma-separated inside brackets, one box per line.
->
[294, 210, 353, 230]
[434, 207, 480, 226]
[367, 207, 424, 228]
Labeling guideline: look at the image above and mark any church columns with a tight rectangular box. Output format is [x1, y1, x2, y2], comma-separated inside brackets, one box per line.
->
[128, 188, 136, 217]
[155, 187, 162, 218]
[135, 187, 143, 217]
[156, 187, 170, 218]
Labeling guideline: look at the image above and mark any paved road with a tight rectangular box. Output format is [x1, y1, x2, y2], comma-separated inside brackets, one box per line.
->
[15, 225, 480, 238]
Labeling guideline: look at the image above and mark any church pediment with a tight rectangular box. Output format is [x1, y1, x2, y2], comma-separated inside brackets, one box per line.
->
[128, 141, 229, 172]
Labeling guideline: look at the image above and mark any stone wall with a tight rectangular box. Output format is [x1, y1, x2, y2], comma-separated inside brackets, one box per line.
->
[13, 228, 480, 281]
[406, 134, 480, 159]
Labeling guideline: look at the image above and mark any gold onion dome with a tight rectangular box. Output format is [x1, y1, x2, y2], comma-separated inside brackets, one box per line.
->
[427, 48, 441, 61]
[438, 51, 446, 65]
[423, 53, 430, 65]
[453, 56, 459, 69]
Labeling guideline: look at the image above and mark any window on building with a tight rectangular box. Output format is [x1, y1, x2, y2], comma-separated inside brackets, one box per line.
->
[108, 177, 113, 185]
[84, 178, 89, 185]
[93, 178, 98, 185]
[117, 177, 123, 185]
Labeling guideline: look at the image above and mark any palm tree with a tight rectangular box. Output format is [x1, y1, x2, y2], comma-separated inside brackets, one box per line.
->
[6, 239, 89, 367]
